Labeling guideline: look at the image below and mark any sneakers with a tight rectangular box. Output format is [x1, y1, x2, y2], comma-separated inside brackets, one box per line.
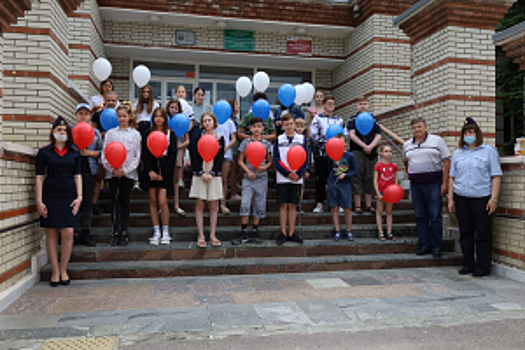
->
[110, 232, 120, 247]
[178, 179, 185, 188]
[346, 231, 354, 241]
[246, 231, 262, 244]
[220, 205, 231, 215]
[334, 231, 341, 241]
[160, 233, 172, 245]
[276, 234, 287, 245]
[313, 203, 324, 213]
[297, 206, 305, 215]
[149, 232, 161, 246]
[288, 233, 303, 244]
[231, 234, 247, 245]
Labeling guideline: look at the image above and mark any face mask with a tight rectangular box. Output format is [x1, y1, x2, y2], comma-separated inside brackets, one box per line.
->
[54, 133, 68, 143]
[463, 135, 476, 145]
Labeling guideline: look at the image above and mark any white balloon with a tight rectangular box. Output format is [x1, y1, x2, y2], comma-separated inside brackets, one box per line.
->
[294, 85, 306, 105]
[236, 76, 252, 98]
[302, 83, 315, 104]
[92, 58, 112, 81]
[253, 71, 270, 92]
[133, 65, 151, 88]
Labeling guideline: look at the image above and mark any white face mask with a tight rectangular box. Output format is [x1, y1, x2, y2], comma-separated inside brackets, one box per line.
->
[54, 133, 68, 143]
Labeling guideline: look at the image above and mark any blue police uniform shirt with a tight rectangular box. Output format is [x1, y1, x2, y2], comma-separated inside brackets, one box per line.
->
[449, 143, 502, 198]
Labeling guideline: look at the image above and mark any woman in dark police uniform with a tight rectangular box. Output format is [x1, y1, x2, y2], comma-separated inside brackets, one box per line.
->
[35, 117, 82, 287]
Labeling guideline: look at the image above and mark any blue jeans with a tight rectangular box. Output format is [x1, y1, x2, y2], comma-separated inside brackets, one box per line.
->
[411, 183, 443, 253]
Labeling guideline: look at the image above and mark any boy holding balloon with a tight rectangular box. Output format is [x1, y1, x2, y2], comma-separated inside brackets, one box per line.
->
[273, 114, 309, 245]
[373, 144, 399, 241]
[231, 117, 273, 245]
[347, 96, 382, 213]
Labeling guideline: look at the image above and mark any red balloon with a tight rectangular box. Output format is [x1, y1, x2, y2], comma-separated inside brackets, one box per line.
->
[105, 141, 127, 169]
[383, 184, 404, 204]
[326, 138, 345, 161]
[198, 134, 219, 162]
[73, 122, 95, 149]
[147, 131, 168, 158]
[246, 141, 266, 168]
[287, 145, 306, 171]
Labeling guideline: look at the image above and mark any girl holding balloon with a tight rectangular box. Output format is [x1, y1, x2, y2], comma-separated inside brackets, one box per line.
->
[373, 144, 399, 241]
[167, 99, 190, 216]
[101, 104, 142, 246]
[189, 112, 225, 248]
[142, 107, 177, 245]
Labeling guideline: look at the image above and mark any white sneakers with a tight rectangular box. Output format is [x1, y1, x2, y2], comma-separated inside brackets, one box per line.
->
[313, 202, 324, 213]
[149, 229, 172, 245]
[149, 232, 161, 246]
[178, 179, 185, 188]
[160, 232, 172, 245]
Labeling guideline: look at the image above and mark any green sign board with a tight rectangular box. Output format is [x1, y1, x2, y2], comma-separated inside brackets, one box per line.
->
[224, 30, 254, 52]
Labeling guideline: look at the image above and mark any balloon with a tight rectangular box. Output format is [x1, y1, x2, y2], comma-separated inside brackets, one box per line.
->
[147, 131, 168, 158]
[326, 138, 345, 161]
[326, 124, 344, 140]
[170, 113, 190, 137]
[253, 71, 270, 92]
[100, 108, 119, 131]
[252, 99, 271, 121]
[356, 112, 375, 136]
[278, 84, 296, 108]
[105, 142, 127, 169]
[213, 100, 232, 125]
[294, 85, 306, 105]
[245, 141, 266, 168]
[302, 83, 315, 104]
[133, 65, 151, 88]
[198, 134, 219, 162]
[92, 58, 112, 81]
[383, 184, 404, 204]
[73, 122, 95, 149]
[236, 76, 252, 98]
[287, 145, 306, 171]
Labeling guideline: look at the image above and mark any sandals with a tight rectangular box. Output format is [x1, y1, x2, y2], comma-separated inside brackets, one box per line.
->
[210, 238, 222, 247]
[174, 207, 186, 217]
[386, 232, 397, 241]
[197, 239, 207, 248]
[366, 206, 376, 213]
[378, 232, 386, 241]
[354, 206, 363, 214]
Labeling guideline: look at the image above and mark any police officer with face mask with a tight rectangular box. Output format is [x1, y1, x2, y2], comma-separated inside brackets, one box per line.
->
[447, 117, 502, 278]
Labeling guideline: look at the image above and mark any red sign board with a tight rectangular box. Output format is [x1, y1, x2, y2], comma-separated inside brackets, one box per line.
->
[287, 36, 312, 56]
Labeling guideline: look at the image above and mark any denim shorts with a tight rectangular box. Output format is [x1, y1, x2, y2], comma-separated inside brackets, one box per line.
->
[327, 180, 352, 209]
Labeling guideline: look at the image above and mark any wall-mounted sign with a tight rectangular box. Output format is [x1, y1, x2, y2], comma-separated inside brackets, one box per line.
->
[287, 36, 312, 56]
[224, 30, 254, 52]
[176, 30, 196, 46]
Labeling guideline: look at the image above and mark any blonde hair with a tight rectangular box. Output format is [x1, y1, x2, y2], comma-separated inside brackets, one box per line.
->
[117, 101, 137, 129]
[200, 111, 218, 129]
[295, 118, 306, 127]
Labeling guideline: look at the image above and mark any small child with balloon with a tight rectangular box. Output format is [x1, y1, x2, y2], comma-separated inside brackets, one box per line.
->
[373, 144, 400, 241]
[325, 133, 358, 241]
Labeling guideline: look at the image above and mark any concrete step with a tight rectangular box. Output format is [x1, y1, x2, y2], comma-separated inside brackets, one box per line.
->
[91, 210, 417, 229]
[87, 223, 418, 243]
[41, 252, 462, 281]
[68, 238, 455, 263]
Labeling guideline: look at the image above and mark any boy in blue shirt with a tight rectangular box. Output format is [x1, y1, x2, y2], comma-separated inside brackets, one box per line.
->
[328, 134, 358, 241]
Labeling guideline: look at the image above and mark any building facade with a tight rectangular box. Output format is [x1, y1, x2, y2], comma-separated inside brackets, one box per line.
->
[0, 0, 523, 295]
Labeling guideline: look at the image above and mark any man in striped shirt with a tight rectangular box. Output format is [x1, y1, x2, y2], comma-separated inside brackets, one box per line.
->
[403, 117, 451, 258]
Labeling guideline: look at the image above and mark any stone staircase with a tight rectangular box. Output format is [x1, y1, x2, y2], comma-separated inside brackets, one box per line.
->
[40, 171, 461, 281]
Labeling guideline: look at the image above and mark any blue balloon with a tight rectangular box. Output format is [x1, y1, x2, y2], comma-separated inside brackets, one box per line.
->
[213, 100, 232, 125]
[278, 84, 296, 108]
[252, 99, 271, 121]
[170, 113, 190, 137]
[356, 112, 374, 136]
[326, 124, 344, 140]
[100, 108, 119, 131]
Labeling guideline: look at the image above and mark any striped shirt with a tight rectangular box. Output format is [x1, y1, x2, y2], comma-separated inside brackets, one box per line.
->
[403, 133, 451, 184]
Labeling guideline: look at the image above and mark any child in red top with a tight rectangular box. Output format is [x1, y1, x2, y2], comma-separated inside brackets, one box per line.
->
[373, 144, 399, 241]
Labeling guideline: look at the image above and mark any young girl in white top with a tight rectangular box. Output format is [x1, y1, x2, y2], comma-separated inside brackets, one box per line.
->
[101, 104, 142, 246]
[135, 85, 159, 135]
[216, 110, 237, 214]
[189, 112, 225, 248]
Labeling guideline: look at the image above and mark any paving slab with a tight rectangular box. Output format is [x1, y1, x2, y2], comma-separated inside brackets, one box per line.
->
[254, 303, 313, 326]
[297, 301, 352, 324]
[209, 305, 263, 329]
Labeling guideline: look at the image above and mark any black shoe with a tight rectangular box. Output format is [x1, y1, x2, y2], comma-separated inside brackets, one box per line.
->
[82, 237, 97, 247]
[60, 279, 70, 286]
[458, 267, 474, 275]
[472, 268, 489, 278]
[50, 280, 60, 287]
[416, 249, 431, 256]
[276, 234, 287, 245]
[288, 234, 303, 244]
[432, 251, 442, 258]
[245, 234, 262, 244]
[118, 231, 129, 246]
[92, 205, 102, 216]
[110, 232, 120, 247]
[231, 234, 247, 245]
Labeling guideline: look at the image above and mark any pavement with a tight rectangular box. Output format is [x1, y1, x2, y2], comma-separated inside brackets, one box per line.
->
[1, 267, 525, 349]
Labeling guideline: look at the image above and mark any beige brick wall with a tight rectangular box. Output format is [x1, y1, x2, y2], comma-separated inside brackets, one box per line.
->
[108, 57, 130, 102]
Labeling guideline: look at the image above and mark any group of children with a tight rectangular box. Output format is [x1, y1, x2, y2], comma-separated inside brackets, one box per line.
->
[75, 81, 400, 248]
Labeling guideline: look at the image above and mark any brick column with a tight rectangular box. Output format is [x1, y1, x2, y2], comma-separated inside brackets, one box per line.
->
[395, 0, 514, 148]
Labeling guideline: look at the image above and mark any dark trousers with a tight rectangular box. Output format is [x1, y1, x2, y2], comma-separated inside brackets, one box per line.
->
[454, 194, 493, 274]
[78, 173, 96, 237]
[109, 177, 134, 233]
[411, 182, 443, 253]
[138, 121, 150, 137]
[314, 156, 330, 204]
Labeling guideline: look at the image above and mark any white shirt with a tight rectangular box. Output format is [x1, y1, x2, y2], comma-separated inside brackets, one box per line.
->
[90, 95, 120, 110]
[134, 101, 160, 123]
[101, 127, 142, 180]
[179, 99, 195, 120]
[216, 119, 237, 160]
